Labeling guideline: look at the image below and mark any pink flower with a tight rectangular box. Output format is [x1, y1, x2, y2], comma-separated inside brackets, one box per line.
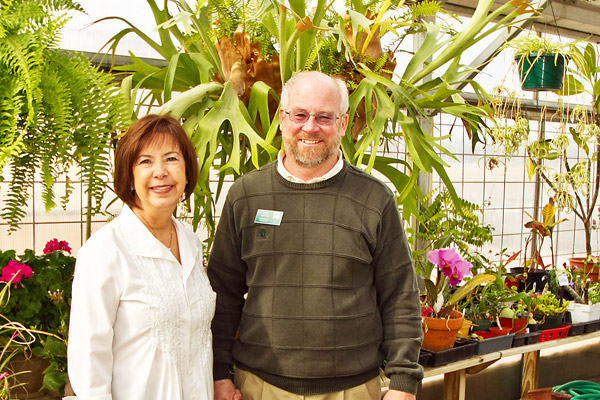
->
[43, 239, 71, 255]
[0, 372, 8, 380]
[421, 307, 433, 317]
[0, 260, 33, 287]
[428, 248, 472, 286]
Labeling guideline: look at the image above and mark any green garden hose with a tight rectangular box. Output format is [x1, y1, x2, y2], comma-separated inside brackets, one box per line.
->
[553, 380, 600, 399]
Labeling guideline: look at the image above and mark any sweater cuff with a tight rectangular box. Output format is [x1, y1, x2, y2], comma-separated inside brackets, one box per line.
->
[388, 374, 419, 395]
[214, 362, 235, 381]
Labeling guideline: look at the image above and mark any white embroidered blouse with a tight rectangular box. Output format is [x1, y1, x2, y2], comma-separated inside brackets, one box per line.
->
[67, 205, 216, 400]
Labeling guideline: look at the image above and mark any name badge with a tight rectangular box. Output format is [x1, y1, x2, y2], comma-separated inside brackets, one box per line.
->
[254, 209, 283, 226]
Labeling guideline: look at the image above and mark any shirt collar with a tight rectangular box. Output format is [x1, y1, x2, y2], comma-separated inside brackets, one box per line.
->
[277, 150, 343, 184]
[118, 205, 199, 275]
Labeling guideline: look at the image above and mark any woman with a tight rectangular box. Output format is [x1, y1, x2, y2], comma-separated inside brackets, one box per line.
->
[66, 114, 216, 400]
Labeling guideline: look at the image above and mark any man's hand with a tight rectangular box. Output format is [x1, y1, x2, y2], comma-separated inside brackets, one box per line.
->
[214, 379, 242, 400]
[383, 389, 416, 400]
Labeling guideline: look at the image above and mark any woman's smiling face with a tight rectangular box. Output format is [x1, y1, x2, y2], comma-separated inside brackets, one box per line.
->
[132, 133, 186, 214]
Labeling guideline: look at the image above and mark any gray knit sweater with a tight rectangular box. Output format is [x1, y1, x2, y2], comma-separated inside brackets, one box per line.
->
[208, 161, 424, 395]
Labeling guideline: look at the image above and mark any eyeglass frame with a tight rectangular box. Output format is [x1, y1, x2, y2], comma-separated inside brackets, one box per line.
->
[284, 110, 343, 127]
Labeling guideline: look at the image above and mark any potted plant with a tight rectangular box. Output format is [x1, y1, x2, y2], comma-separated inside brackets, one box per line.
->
[420, 248, 495, 352]
[530, 291, 569, 330]
[562, 269, 600, 323]
[0, 239, 75, 396]
[502, 34, 582, 91]
[498, 298, 532, 335]
[517, 42, 600, 273]
[510, 199, 567, 292]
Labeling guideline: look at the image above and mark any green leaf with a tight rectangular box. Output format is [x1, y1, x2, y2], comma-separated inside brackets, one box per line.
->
[41, 370, 68, 391]
[446, 274, 496, 306]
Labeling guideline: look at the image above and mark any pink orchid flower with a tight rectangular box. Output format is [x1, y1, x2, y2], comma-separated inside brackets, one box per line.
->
[428, 248, 472, 286]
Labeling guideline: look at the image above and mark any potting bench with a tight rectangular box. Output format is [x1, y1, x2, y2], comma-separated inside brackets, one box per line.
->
[421, 329, 600, 400]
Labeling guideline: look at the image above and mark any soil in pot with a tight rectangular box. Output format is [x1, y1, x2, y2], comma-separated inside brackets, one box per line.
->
[422, 309, 464, 352]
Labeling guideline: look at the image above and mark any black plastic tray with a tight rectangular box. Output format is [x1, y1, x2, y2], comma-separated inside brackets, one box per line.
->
[418, 350, 432, 367]
[421, 340, 477, 367]
[567, 321, 587, 336]
[474, 333, 514, 355]
[583, 319, 600, 333]
[512, 331, 539, 347]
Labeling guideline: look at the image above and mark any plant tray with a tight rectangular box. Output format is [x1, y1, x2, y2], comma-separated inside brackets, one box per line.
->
[538, 324, 571, 342]
[583, 319, 600, 334]
[567, 321, 587, 336]
[418, 350, 432, 367]
[512, 331, 539, 347]
[423, 339, 477, 367]
[474, 333, 514, 355]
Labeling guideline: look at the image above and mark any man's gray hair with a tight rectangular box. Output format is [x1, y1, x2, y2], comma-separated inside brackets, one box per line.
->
[280, 71, 349, 115]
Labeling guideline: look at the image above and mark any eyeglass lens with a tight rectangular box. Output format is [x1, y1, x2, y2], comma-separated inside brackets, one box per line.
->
[288, 111, 338, 126]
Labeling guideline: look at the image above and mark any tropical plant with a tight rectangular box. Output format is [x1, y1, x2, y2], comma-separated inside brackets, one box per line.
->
[486, 85, 530, 158]
[517, 42, 600, 259]
[421, 247, 495, 318]
[408, 189, 494, 277]
[530, 290, 568, 316]
[0, 239, 75, 393]
[563, 269, 600, 304]
[477, 269, 532, 325]
[97, 0, 540, 243]
[521, 198, 567, 272]
[0, 0, 129, 237]
[502, 33, 582, 60]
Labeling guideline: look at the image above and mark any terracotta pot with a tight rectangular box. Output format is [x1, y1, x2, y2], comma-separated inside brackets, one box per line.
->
[499, 317, 529, 335]
[489, 326, 512, 337]
[422, 309, 464, 352]
[568, 257, 599, 282]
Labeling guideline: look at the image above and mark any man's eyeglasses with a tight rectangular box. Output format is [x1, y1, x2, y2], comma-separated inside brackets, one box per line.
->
[285, 110, 340, 126]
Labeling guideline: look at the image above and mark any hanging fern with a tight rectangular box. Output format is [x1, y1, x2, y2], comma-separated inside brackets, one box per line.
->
[0, 0, 128, 233]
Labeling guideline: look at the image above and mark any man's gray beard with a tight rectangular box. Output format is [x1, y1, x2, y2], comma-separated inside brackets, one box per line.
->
[282, 133, 341, 168]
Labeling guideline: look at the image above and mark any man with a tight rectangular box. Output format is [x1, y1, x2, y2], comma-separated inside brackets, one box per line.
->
[208, 71, 423, 400]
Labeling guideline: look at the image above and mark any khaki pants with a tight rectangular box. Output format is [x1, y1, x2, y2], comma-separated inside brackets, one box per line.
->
[234, 369, 381, 400]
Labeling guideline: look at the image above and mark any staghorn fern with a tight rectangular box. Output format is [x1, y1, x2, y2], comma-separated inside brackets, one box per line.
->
[0, 0, 128, 234]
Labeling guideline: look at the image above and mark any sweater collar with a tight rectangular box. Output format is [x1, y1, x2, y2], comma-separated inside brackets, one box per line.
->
[276, 150, 344, 184]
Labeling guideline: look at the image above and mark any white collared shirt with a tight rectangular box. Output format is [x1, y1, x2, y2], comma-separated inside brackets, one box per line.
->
[277, 150, 344, 184]
[67, 205, 216, 400]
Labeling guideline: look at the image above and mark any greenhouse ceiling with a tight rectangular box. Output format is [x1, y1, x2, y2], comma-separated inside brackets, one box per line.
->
[443, 0, 600, 41]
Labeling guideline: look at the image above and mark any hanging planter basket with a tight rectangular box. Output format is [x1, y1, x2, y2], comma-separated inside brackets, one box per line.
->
[515, 53, 567, 91]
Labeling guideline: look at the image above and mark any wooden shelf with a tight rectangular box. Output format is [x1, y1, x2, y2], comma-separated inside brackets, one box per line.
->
[422, 329, 600, 399]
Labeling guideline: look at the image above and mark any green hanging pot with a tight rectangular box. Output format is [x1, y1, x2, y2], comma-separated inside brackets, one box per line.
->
[515, 53, 566, 91]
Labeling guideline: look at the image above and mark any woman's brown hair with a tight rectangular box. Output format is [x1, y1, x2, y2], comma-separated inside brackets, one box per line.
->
[114, 114, 198, 208]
